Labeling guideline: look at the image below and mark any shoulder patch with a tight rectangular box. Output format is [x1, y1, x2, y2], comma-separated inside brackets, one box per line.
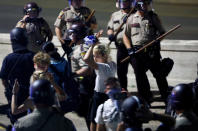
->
[58, 10, 64, 19]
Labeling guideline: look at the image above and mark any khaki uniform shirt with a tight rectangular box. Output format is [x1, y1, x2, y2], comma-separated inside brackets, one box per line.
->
[14, 108, 76, 131]
[16, 18, 52, 53]
[107, 10, 127, 44]
[54, 6, 96, 31]
[124, 11, 165, 46]
[71, 42, 90, 72]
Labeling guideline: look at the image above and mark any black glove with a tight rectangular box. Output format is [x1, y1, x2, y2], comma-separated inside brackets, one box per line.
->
[85, 21, 91, 27]
[127, 48, 136, 58]
[61, 42, 73, 55]
[108, 34, 116, 42]
[64, 39, 72, 45]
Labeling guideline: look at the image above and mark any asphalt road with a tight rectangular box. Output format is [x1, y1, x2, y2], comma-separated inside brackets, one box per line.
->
[0, 1, 197, 130]
[0, 0, 198, 40]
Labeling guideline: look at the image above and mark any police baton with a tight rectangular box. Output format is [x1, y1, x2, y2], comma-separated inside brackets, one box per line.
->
[107, 7, 134, 47]
[121, 24, 181, 63]
[86, 9, 95, 23]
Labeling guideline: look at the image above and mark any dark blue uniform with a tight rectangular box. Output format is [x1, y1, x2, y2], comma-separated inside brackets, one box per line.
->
[0, 49, 34, 123]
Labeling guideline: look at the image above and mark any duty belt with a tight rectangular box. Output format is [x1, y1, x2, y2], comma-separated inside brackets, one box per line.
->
[115, 42, 125, 47]
[133, 45, 147, 53]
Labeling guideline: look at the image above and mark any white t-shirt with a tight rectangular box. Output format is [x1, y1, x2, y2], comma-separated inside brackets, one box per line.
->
[94, 61, 117, 93]
[95, 99, 121, 131]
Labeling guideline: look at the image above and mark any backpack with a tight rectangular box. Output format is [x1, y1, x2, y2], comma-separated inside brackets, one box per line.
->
[49, 59, 80, 113]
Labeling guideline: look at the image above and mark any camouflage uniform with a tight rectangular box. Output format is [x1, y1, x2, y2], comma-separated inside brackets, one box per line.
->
[16, 18, 53, 53]
[124, 11, 168, 102]
[107, 10, 131, 90]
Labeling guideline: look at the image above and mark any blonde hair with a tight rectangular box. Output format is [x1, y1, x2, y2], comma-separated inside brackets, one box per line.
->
[93, 44, 110, 56]
[33, 52, 51, 66]
[93, 44, 112, 61]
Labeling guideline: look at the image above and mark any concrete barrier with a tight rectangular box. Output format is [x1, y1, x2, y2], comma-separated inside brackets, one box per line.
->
[156, 0, 198, 5]
[0, 33, 198, 91]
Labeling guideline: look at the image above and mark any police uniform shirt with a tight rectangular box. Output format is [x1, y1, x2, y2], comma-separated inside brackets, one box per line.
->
[14, 108, 76, 131]
[16, 18, 52, 53]
[54, 6, 97, 31]
[71, 43, 89, 72]
[95, 99, 121, 131]
[124, 11, 165, 46]
[107, 10, 127, 44]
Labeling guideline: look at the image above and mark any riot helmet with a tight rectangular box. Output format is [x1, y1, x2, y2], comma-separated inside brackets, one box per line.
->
[170, 83, 196, 110]
[118, 0, 133, 10]
[29, 79, 55, 106]
[42, 41, 57, 53]
[10, 27, 28, 52]
[67, 23, 88, 43]
[23, 2, 41, 18]
[133, 0, 152, 11]
[42, 41, 61, 60]
[121, 96, 150, 126]
[68, 0, 84, 9]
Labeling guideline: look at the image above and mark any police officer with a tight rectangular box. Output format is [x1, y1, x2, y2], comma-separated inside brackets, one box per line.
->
[67, 23, 96, 130]
[118, 96, 175, 131]
[16, 2, 53, 53]
[54, 0, 97, 61]
[0, 27, 34, 123]
[107, 0, 134, 91]
[13, 79, 76, 131]
[170, 84, 198, 131]
[123, 0, 169, 103]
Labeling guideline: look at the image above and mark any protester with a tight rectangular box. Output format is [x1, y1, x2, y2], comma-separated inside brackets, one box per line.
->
[13, 79, 76, 131]
[83, 40, 117, 131]
[42, 41, 80, 113]
[11, 52, 66, 116]
[95, 77, 127, 131]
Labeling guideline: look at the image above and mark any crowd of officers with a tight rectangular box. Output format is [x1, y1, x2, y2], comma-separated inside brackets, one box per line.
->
[0, 0, 198, 131]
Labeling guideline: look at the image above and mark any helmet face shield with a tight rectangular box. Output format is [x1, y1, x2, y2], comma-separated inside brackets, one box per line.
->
[119, 0, 132, 9]
[134, 0, 150, 11]
[67, 23, 88, 43]
[26, 9, 39, 18]
[70, 0, 83, 9]
[24, 2, 41, 17]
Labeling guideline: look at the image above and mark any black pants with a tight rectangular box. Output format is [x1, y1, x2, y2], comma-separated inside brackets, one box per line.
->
[116, 43, 132, 91]
[130, 50, 168, 103]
